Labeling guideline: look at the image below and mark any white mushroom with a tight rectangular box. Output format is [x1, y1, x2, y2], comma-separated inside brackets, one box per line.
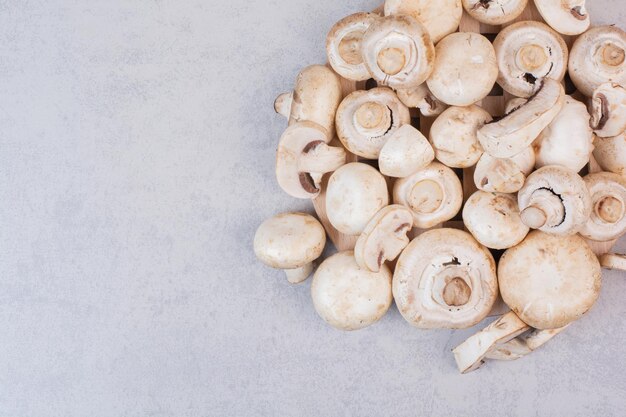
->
[361, 15, 435, 90]
[569, 26, 626, 97]
[326, 13, 380, 81]
[493, 21, 568, 98]
[379, 124, 435, 178]
[461, 0, 528, 25]
[600, 253, 626, 271]
[580, 172, 626, 242]
[473, 147, 535, 193]
[393, 228, 498, 329]
[254, 212, 326, 284]
[326, 162, 389, 236]
[384, 0, 462, 44]
[395, 83, 448, 116]
[312, 251, 393, 331]
[478, 78, 565, 158]
[517, 165, 592, 235]
[486, 324, 570, 361]
[354, 205, 414, 272]
[594, 131, 626, 176]
[393, 162, 463, 228]
[429, 105, 492, 168]
[427, 32, 498, 106]
[590, 83, 626, 138]
[462, 191, 529, 249]
[336, 87, 411, 159]
[534, 0, 590, 36]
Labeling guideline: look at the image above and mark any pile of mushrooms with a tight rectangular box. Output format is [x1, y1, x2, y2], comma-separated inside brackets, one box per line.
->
[255, 0, 626, 373]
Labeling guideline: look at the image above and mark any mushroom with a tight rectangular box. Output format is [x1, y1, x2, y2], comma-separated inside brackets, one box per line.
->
[274, 65, 342, 138]
[393, 162, 463, 228]
[378, 124, 435, 178]
[326, 162, 389, 236]
[486, 323, 570, 361]
[336, 87, 411, 159]
[462, 191, 530, 249]
[326, 13, 380, 81]
[580, 172, 626, 242]
[254, 212, 326, 284]
[594, 131, 626, 176]
[426, 32, 498, 106]
[600, 253, 626, 271]
[311, 251, 393, 331]
[393, 228, 498, 329]
[498, 231, 601, 329]
[534, 0, 590, 36]
[276, 121, 346, 199]
[429, 105, 492, 168]
[473, 147, 535, 193]
[461, 0, 528, 26]
[354, 205, 414, 272]
[493, 21, 568, 98]
[569, 26, 626, 97]
[478, 78, 565, 158]
[384, 0, 462, 44]
[361, 15, 435, 90]
[517, 165, 592, 235]
[534, 96, 594, 172]
[590, 83, 626, 138]
[395, 83, 448, 117]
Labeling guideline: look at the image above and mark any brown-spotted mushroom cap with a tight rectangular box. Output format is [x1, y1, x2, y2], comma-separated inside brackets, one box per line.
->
[312, 251, 393, 331]
[594, 131, 626, 176]
[534, 0, 590, 36]
[590, 83, 626, 138]
[393, 228, 498, 329]
[498, 231, 601, 329]
[384, 0, 462, 44]
[395, 83, 448, 117]
[379, 124, 435, 178]
[254, 212, 326, 284]
[580, 172, 626, 242]
[474, 147, 535, 193]
[462, 0, 528, 25]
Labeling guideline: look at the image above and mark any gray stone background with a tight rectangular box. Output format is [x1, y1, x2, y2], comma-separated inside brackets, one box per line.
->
[1, 1, 625, 416]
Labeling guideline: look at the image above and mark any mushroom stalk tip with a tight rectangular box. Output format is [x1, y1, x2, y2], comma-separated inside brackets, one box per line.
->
[274, 92, 293, 118]
[520, 206, 548, 229]
[600, 253, 626, 271]
[285, 263, 314, 284]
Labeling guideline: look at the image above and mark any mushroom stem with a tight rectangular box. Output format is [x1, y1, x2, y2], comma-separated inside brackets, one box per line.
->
[274, 92, 293, 118]
[408, 179, 444, 214]
[595, 196, 624, 224]
[298, 143, 347, 174]
[600, 253, 626, 271]
[520, 189, 564, 229]
[520, 206, 548, 229]
[284, 262, 314, 284]
[486, 324, 569, 361]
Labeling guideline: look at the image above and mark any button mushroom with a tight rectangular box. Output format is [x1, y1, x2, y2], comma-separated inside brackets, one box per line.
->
[473, 147, 535, 193]
[378, 124, 435, 178]
[312, 251, 393, 331]
[534, 0, 590, 35]
[461, 0, 528, 25]
[590, 83, 626, 138]
[393, 228, 498, 329]
[393, 162, 463, 228]
[580, 172, 626, 242]
[384, 0, 463, 44]
[427, 32, 498, 106]
[594, 131, 626, 176]
[395, 83, 448, 117]
[254, 212, 327, 284]
[336, 87, 411, 159]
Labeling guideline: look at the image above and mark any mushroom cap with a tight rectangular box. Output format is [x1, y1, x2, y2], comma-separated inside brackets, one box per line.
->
[534, 95, 593, 172]
[427, 32, 498, 106]
[393, 228, 498, 329]
[336, 87, 411, 159]
[593, 132, 626, 176]
[590, 83, 626, 138]
[312, 251, 393, 331]
[569, 26, 626, 97]
[254, 212, 326, 270]
[461, 0, 528, 25]
[393, 162, 463, 228]
[395, 83, 448, 116]
[379, 124, 435, 178]
[429, 105, 491, 168]
[493, 21, 568, 98]
[361, 15, 435, 90]
[534, 0, 590, 35]
[354, 205, 414, 272]
[462, 191, 530, 249]
[384, 0, 462, 44]
[326, 13, 380, 81]
[498, 231, 601, 329]
[580, 172, 626, 242]
[473, 147, 535, 193]
[326, 162, 389, 235]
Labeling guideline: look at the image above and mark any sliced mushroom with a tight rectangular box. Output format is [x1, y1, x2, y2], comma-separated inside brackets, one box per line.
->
[462, 191, 530, 249]
[384, 0, 462, 44]
[312, 251, 393, 331]
[427, 32, 498, 106]
[478, 78, 565, 158]
[395, 83, 448, 116]
[429, 105, 491, 168]
[474, 147, 535, 193]
[594, 132, 626, 176]
[326, 162, 389, 236]
[276, 121, 346, 199]
[393, 162, 463, 228]
[361, 15, 435, 90]
[518, 165, 592, 235]
[580, 172, 626, 242]
[569, 26, 626, 97]
[590, 83, 626, 138]
[498, 231, 601, 329]
[487, 324, 570, 361]
[379, 124, 435, 178]
[355, 205, 414, 272]
[462, 0, 528, 25]
[393, 228, 498, 329]
[534, 0, 590, 36]
[493, 21, 568, 98]
[254, 213, 326, 284]
[336, 87, 411, 159]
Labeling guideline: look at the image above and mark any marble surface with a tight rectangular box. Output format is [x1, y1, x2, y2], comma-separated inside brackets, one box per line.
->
[1, 1, 626, 416]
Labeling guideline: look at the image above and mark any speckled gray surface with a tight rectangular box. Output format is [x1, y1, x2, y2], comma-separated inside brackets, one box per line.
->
[1, 1, 626, 416]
